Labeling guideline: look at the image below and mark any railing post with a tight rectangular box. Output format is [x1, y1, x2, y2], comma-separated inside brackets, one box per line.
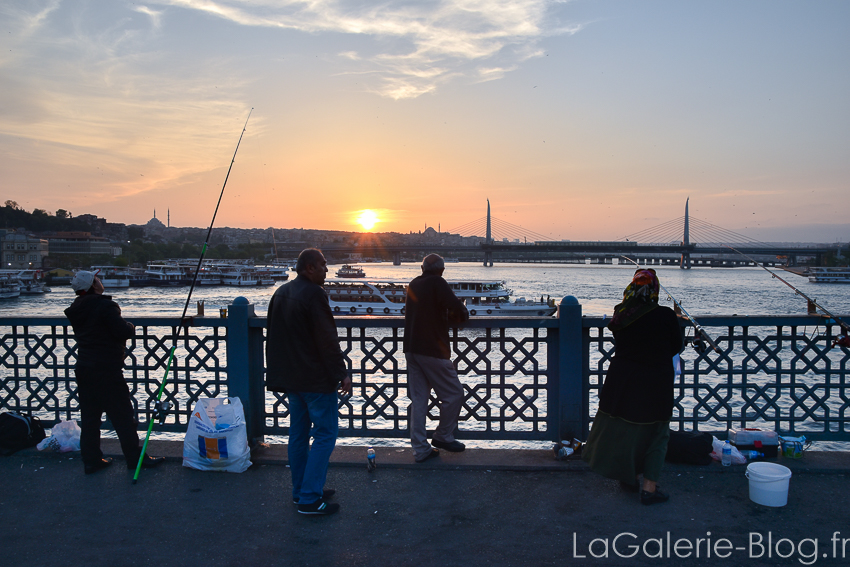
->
[226, 296, 265, 445]
[557, 296, 583, 441]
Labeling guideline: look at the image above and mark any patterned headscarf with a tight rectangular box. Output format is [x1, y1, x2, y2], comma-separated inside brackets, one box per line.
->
[608, 269, 660, 332]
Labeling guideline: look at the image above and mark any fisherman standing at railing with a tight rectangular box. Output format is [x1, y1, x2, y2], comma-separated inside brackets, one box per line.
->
[266, 249, 351, 516]
[582, 268, 684, 505]
[64, 270, 164, 475]
[404, 254, 470, 463]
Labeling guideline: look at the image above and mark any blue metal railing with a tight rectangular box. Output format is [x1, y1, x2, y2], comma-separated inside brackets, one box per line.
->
[1, 297, 848, 443]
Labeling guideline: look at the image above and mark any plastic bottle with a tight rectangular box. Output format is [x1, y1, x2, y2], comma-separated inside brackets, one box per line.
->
[367, 446, 376, 472]
[741, 450, 764, 460]
[721, 440, 732, 466]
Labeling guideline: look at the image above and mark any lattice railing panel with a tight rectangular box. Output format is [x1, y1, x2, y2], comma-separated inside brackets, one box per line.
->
[264, 322, 552, 440]
[584, 317, 850, 440]
[1, 321, 227, 431]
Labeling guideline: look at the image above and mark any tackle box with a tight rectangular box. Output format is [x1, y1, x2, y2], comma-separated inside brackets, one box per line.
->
[728, 428, 779, 458]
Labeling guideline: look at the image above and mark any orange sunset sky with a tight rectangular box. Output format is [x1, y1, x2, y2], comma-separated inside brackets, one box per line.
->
[1, 1, 848, 242]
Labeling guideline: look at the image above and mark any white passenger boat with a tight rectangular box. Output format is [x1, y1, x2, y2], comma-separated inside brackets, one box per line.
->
[807, 268, 850, 284]
[0, 276, 21, 299]
[336, 265, 366, 278]
[220, 265, 259, 286]
[145, 263, 188, 286]
[91, 266, 130, 289]
[195, 266, 223, 286]
[324, 279, 556, 317]
[262, 263, 290, 282]
[255, 268, 276, 286]
[0, 270, 47, 294]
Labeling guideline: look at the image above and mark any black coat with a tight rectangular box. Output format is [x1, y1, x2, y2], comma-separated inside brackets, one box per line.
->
[265, 275, 347, 393]
[64, 293, 135, 370]
[599, 306, 684, 423]
[403, 273, 469, 360]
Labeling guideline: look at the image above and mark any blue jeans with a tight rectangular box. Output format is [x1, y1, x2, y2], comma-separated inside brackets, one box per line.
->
[287, 391, 339, 505]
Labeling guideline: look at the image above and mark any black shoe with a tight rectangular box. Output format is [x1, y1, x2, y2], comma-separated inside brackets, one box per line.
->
[640, 489, 669, 505]
[431, 439, 465, 452]
[84, 457, 113, 475]
[294, 489, 336, 505]
[415, 448, 440, 463]
[128, 454, 165, 470]
[297, 499, 340, 516]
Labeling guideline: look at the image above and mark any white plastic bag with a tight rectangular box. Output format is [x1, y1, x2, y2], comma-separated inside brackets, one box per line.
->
[182, 398, 251, 473]
[710, 436, 746, 465]
[37, 420, 81, 453]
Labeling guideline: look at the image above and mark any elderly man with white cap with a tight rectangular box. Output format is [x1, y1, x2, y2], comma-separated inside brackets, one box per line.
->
[64, 270, 164, 474]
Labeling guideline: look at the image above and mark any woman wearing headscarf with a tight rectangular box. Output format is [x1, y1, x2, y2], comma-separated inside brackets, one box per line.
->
[582, 268, 684, 505]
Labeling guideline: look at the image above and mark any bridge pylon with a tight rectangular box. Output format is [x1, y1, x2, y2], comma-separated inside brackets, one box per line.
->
[680, 197, 692, 269]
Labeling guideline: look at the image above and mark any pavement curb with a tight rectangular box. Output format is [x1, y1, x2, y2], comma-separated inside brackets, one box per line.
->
[14, 439, 850, 474]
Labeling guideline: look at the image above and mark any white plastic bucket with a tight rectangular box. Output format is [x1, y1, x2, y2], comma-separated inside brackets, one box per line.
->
[746, 462, 792, 507]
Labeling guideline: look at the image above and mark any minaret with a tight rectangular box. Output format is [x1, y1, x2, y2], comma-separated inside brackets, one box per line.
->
[168, 208, 170, 228]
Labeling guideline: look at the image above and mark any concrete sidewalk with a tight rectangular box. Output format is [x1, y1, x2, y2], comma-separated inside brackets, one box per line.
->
[2, 441, 848, 567]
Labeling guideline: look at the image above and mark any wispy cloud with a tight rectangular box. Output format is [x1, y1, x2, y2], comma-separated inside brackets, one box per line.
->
[0, 1, 254, 202]
[157, 0, 583, 98]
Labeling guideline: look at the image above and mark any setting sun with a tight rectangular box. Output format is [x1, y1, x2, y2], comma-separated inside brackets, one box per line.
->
[356, 209, 380, 231]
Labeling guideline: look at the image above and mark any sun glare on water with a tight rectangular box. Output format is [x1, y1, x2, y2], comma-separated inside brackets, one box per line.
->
[356, 209, 380, 231]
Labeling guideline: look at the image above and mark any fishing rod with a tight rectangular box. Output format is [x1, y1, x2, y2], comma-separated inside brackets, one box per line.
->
[620, 256, 722, 354]
[722, 245, 850, 347]
[133, 109, 253, 484]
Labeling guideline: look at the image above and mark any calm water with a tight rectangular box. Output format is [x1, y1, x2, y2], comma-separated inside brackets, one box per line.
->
[2, 262, 848, 452]
[3, 262, 849, 318]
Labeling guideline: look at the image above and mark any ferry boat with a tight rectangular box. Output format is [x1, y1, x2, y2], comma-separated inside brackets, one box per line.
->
[336, 265, 366, 278]
[255, 268, 276, 286]
[91, 266, 130, 289]
[262, 263, 290, 282]
[0, 270, 48, 294]
[145, 263, 189, 286]
[220, 265, 259, 286]
[195, 265, 223, 286]
[0, 275, 21, 299]
[807, 268, 850, 284]
[324, 279, 556, 317]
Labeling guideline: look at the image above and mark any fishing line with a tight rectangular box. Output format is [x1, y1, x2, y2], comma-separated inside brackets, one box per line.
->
[722, 245, 849, 347]
[133, 109, 254, 484]
[620, 256, 722, 354]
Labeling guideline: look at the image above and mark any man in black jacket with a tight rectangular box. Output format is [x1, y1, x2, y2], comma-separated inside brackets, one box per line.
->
[266, 249, 350, 515]
[404, 254, 469, 463]
[64, 271, 163, 474]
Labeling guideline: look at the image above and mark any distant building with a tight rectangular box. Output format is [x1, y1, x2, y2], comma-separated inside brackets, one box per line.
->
[0, 230, 49, 269]
[44, 232, 120, 256]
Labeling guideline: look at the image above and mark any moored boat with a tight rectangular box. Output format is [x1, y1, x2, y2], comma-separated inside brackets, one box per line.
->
[0, 270, 47, 294]
[808, 267, 850, 284]
[0, 275, 21, 299]
[91, 265, 130, 288]
[324, 279, 556, 317]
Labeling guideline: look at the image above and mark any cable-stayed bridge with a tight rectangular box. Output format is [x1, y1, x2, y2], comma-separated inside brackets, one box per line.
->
[275, 199, 842, 268]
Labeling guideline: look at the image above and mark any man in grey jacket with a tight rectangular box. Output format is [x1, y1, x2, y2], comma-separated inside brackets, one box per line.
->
[266, 249, 350, 515]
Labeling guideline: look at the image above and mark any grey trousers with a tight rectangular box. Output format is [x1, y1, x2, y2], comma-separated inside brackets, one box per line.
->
[406, 352, 464, 459]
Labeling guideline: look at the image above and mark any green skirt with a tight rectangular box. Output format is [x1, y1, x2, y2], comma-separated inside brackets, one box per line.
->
[582, 411, 670, 485]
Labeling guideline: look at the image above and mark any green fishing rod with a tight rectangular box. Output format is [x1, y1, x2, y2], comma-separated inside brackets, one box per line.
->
[620, 256, 722, 354]
[722, 245, 850, 346]
[133, 109, 253, 484]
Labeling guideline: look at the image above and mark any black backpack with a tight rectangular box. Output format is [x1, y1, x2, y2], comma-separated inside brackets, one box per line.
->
[0, 412, 47, 456]
[665, 430, 714, 465]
